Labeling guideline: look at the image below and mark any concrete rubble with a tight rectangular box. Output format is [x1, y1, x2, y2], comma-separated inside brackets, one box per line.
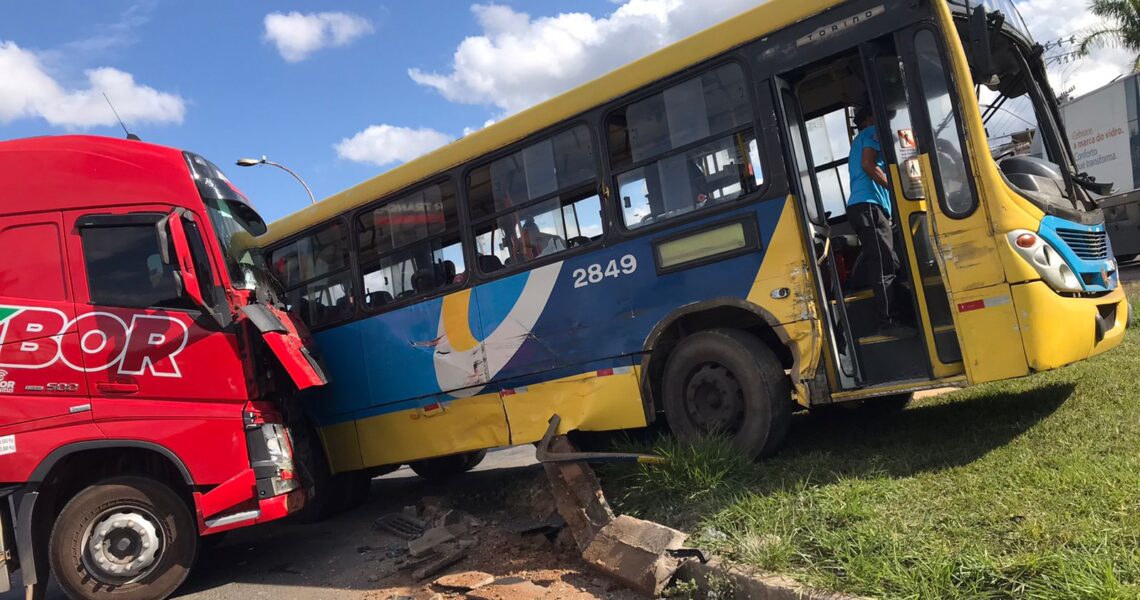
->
[363, 436, 694, 599]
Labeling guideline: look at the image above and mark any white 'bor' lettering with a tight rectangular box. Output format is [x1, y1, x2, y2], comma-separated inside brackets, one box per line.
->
[0, 307, 188, 377]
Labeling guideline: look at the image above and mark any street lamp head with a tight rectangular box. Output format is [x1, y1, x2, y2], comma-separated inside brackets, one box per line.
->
[235, 157, 264, 167]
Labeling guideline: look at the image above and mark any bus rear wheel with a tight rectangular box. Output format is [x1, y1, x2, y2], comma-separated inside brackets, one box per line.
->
[409, 450, 487, 481]
[49, 476, 197, 600]
[662, 329, 792, 459]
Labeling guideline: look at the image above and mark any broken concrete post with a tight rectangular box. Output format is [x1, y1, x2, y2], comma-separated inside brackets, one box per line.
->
[580, 515, 689, 597]
[542, 436, 614, 551]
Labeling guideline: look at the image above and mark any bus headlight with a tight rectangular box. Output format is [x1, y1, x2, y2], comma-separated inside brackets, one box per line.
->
[1007, 230, 1082, 292]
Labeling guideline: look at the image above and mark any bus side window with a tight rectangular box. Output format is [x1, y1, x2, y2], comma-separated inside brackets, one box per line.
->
[355, 181, 464, 309]
[467, 124, 599, 272]
[607, 62, 763, 230]
[267, 221, 354, 328]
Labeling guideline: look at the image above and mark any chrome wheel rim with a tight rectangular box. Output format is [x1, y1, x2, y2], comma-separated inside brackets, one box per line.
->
[81, 506, 163, 584]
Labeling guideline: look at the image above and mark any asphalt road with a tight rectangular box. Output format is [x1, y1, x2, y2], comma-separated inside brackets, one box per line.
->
[1, 447, 539, 600]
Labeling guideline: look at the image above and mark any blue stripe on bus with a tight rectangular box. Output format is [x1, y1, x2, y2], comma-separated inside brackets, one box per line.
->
[301, 198, 787, 428]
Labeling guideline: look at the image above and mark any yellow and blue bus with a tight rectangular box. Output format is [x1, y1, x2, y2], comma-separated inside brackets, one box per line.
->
[257, 0, 1127, 511]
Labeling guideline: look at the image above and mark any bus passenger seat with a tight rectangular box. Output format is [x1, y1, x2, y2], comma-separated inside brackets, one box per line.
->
[477, 255, 503, 273]
[412, 270, 436, 293]
[366, 291, 393, 308]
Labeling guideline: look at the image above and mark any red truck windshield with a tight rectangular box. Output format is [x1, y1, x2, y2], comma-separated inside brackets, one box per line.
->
[184, 152, 270, 289]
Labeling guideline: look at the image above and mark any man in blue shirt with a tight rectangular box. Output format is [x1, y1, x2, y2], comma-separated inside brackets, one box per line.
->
[848, 106, 905, 335]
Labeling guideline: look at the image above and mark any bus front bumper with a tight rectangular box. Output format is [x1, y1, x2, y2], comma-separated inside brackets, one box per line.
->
[1011, 281, 1128, 372]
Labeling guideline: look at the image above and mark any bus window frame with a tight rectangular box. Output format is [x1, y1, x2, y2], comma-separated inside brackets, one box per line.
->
[600, 57, 774, 239]
[266, 215, 357, 331]
[900, 24, 981, 220]
[462, 119, 610, 282]
[352, 176, 469, 315]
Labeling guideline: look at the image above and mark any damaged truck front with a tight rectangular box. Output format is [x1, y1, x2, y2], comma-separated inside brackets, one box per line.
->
[0, 136, 326, 600]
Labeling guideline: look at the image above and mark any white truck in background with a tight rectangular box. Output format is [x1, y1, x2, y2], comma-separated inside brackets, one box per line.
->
[1055, 72, 1140, 261]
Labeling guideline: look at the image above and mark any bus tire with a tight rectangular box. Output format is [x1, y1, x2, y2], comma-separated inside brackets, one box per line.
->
[49, 476, 197, 600]
[341, 471, 373, 512]
[662, 329, 792, 459]
[288, 421, 344, 523]
[409, 450, 487, 481]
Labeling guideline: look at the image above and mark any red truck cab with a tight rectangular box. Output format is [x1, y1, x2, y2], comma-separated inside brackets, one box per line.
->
[0, 135, 326, 600]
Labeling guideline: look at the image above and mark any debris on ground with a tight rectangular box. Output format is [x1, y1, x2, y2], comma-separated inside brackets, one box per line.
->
[580, 515, 688, 596]
[361, 436, 692, 600]
[374, 513, 428, 540]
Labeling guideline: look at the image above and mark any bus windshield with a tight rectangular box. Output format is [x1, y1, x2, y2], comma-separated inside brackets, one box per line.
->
[956, 13, 1099, 216]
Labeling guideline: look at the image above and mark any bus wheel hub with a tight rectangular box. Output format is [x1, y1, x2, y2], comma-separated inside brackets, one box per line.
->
[685, 363, 745, 434]
[85, 510, 162, 581]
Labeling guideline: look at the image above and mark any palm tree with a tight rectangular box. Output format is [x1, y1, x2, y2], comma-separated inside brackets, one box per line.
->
[1079, 0, 1140, 70]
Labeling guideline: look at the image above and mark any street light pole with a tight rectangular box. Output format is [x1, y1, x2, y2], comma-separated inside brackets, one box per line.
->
[235, 155, 317, 205]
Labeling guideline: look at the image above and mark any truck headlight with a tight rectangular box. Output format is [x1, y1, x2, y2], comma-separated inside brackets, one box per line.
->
[1007, 230, 1082, 292]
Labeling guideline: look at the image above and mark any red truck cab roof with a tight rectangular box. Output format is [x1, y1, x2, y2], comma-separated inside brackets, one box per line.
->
[0, 135, 204, 215]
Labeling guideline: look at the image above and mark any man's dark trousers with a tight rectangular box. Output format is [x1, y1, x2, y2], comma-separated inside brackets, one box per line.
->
[849, 202, 900, 326]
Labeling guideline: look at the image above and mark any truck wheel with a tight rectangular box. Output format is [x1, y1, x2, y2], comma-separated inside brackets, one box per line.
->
[662, 329, 792, 459]
[49, 477, 196, 600]
[409, 450, 487, 481]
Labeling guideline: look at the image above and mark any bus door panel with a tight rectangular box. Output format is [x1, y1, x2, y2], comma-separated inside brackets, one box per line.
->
[859, 38, 965, 379]
[63, 207, 252, 457]
[894, 27, 1029, 383]
[772, 77, 863, 388]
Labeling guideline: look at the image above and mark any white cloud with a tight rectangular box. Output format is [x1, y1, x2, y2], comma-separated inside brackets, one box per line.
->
[335, 125, 454, 167]
[264, 11, 374, 62]
[0, 40, 185, 128]
[408, 0, 765, 114]
[463, 118, 498, 137]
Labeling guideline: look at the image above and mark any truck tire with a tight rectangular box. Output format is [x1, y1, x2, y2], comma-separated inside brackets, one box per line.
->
[662, 329, 792, 459]
[409, 450, 487, 481]
[48, 476, 197, 600]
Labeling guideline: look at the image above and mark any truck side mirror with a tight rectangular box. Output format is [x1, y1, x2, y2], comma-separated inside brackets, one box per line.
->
[157, 209, 208, 310]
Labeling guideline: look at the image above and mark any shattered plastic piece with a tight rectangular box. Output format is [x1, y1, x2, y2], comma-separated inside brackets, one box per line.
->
[373, 513, 428, 540]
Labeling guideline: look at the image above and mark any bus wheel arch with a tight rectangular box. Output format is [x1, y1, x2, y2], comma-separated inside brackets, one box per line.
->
[643, 300, 795, 410]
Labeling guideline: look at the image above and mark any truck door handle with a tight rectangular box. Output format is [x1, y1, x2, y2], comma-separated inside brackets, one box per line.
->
[97, 382, 139, 395]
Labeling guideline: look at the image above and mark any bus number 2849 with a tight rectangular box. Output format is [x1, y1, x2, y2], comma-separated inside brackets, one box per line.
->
[572, 255, 637, 288]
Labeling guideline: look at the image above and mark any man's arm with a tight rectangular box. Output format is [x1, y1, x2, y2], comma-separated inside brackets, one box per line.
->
[862, 147, 890, 188]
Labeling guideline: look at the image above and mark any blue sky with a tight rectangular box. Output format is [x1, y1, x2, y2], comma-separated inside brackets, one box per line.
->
[0, 0, 1122, 223]
[0, 1, 610, 221]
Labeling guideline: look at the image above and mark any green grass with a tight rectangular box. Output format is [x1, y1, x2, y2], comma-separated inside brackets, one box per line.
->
[603, 291, 1140, 599]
